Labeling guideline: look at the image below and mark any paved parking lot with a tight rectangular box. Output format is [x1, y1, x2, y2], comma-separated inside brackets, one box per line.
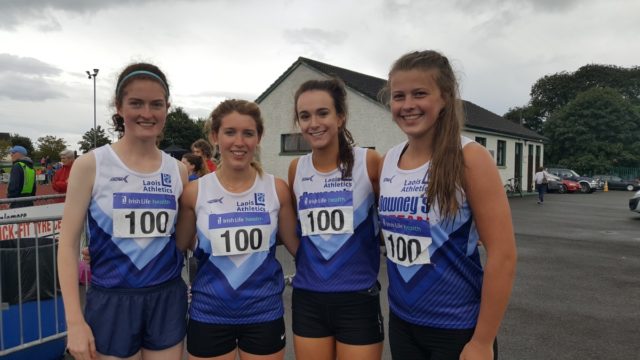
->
[499, 190, 640, 359]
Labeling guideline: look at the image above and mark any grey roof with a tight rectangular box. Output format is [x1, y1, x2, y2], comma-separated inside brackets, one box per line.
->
[256, 57, 546, 142]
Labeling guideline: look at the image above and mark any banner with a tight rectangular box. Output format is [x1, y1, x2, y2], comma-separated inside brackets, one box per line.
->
[0, 203, 65, 241]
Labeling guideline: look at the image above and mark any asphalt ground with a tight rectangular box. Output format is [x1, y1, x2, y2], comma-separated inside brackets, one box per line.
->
[63, 190, 640, 359]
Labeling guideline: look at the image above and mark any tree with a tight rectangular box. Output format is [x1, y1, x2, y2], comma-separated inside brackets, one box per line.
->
[36, 135, 69, 162]
[543, 87, 640, 174]
[10, 134, 35, 155]
[503, 105, 544, 134]
[0, 139, 11, 159]
[78, 125, 112, 154]
[530, 64, 640, 119]
[159, 107, 203, 150]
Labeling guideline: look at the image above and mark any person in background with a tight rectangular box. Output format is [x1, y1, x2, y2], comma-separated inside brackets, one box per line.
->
[380, 50, 517, 360]
[534, 166, 548, 205]
[181, 152, 209, 181]
[191, 138, 217, 172]
[52, 149, 76, 194]
[7, 145, 36, 208]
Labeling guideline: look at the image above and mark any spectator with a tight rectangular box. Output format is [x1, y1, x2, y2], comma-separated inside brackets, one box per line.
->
[181, 152, 208, 181]
[52, 149, 76, 194]
[7, 145, 37, 208]
[191, 138, 217, 172]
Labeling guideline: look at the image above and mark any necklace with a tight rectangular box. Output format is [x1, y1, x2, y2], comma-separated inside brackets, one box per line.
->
[216, 169, 256, 193]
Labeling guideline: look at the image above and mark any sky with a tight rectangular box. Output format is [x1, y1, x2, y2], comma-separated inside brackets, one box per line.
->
[1, 0, 638, 152]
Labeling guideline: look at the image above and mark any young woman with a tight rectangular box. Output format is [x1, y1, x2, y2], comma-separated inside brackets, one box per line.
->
[379, 50, 517, 360]
[58, 63, 188, 360]
[182, 152, 209, 181]
[288, 78, 383, 360]
[176, 99, 299, 360]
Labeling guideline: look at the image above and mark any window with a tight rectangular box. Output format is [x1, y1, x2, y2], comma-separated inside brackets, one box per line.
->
[496, 140, 506, 166]
[281, 133, 311, 154]
[475, 136, 487, 147]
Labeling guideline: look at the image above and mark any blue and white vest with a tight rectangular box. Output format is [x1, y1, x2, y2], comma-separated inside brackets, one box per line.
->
[292, 147, 379, 292]
[88, 145, 183, 288]
[378, 137, 483, 329]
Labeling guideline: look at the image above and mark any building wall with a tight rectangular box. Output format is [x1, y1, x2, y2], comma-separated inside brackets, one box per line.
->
[463, 130, 545, 191]
[258, 64, 405, 178]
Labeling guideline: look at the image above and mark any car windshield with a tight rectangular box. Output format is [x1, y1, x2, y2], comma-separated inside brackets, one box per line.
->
[569, 170, 580, 177]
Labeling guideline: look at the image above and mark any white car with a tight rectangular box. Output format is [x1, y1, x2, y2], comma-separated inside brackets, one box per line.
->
[630, 190, 640, 213]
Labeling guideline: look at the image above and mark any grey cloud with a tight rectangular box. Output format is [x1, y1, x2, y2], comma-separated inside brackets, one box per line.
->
[186, 90, 260, 101]
[284, 28, 346, 47]
[0, 53, 62, 76]
[0, 0, 206, 30]
[283, 28, 346, 60]
[0, 73, 66, 101]
[451, 0, 582, 14]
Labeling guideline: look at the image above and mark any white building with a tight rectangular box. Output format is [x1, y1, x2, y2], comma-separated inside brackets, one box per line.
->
[256, 57, 546, 192]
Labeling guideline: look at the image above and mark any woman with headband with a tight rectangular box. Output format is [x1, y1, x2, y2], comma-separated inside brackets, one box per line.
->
[58, 63, 189, 360]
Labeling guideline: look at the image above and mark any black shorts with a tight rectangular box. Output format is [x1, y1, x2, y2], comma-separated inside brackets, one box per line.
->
[389, 312, 498, 360]
[84, 277, 188, 357]
[292, 284, 384, 345]
[187, 317, 286, 357]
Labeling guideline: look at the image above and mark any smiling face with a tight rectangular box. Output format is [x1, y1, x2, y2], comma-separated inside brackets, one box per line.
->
[211, 111, 261, 171]
[116, 79, 168, 140]
[389, 69, 446, 142]
[295, 90, 344, 151]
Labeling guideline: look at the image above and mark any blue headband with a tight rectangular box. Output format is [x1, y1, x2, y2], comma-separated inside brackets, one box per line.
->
[116, 70, 169, 96]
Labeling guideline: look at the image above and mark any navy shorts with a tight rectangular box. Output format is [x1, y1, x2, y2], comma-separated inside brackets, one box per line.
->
[84, 277, 188, 357]
[187, 317, 286, 357]
[292, 283, 384, 345]
[389, 311, 498, 360]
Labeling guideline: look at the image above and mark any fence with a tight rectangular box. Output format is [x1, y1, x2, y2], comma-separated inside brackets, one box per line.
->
[0, 197, 66, 359]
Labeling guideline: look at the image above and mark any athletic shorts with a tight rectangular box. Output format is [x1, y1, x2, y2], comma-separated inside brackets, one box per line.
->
[292, 283, 384, 345]
[84, 277, 188, 358]
[389, 311, 498, 360]
[187, 317, 286, 357]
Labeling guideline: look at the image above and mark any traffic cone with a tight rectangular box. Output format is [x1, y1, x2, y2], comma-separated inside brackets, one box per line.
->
[604, 181, 608, 192]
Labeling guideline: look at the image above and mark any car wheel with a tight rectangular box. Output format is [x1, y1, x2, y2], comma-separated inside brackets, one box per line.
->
[627, 184, 634, 191]
[558, 184, 566, 194]
[580, 183, 591, 193]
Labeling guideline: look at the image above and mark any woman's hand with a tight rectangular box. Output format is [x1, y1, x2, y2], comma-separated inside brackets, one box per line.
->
[66, 321, 97, 360]
[460, 339, 493, 360]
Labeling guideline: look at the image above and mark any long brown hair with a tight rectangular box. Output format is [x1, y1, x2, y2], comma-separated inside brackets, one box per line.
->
[182, 152, 209, 178]
[293, 78, 355, 180]
[208, 99, 264, 176]
[385, 50, 466, 220]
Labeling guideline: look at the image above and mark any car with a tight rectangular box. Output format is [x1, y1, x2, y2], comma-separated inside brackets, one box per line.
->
[545, 173, 580, 194]
[592, 175, 640, 191]
[630, 190, 640, 213]
[546, 167, 601, 193]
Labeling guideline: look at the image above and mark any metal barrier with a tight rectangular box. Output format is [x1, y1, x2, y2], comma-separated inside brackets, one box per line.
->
[0, 198, 66, 359]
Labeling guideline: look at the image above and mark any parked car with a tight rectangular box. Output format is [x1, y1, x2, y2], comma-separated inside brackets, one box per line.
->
[629, 190, 640, 213]
[545, 173, 580, 194]
[592, 175, 640, 191]
[546, 167, 601, 193]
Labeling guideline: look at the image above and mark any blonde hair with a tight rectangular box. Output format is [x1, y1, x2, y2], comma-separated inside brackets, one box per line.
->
[208, 99, 264, 176]
[385, 50, 466, 220]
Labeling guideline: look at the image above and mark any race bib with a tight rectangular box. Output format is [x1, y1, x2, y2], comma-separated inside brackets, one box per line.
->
[298, 190, 354, 236]
[208, 212, 272, 256]
[112, 193, 177, 238]
[380, 215, 431, 266]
